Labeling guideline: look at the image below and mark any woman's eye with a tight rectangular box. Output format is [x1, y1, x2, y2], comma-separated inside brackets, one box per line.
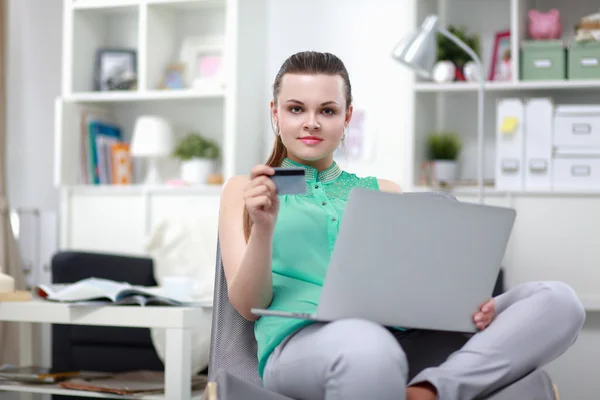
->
[290, 106, 302, 113]
[322, 108, 336, 115]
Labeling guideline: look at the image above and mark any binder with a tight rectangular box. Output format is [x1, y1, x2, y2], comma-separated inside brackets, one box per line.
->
[524, 98, 554, 191]
[495, 98, 525, 190]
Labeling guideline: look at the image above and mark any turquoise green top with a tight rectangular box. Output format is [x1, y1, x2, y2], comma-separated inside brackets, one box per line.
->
[254, 158, 380, 379]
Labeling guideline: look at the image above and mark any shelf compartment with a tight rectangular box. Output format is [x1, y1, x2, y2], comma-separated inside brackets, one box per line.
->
[55, 98, 225, 187]
[144, 0, 226, 91]
[71, 4, 140, 93]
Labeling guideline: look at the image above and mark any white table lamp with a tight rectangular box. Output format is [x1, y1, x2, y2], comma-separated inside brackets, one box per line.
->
[130, 116, 174, 185]
[392, 15, 486, 204]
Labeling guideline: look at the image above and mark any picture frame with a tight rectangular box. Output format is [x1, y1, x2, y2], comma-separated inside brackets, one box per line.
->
[179, 36, 224, 90]
[489, 31, 512, 81]
[94, 48, 137, 91]
[160, 63, 186, 90]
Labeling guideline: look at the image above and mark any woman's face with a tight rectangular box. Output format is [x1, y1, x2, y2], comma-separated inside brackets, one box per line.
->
[271, 73, 352, 169]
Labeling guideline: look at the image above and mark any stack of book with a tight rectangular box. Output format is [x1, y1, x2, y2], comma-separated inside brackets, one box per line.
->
[79, 107, 133, 185]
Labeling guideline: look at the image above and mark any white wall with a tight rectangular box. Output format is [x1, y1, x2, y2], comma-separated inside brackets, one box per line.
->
[265, 0, 414, 186]
[5, 0, 62, 392]
[6, 0, 62, 211]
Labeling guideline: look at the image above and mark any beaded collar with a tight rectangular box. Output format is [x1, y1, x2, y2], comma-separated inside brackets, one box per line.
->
[281, 158, 342, 183]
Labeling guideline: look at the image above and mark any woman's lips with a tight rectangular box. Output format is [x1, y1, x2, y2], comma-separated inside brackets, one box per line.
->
[299, 136, 323, 145]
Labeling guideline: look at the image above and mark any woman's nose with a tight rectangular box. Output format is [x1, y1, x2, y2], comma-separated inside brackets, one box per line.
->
[303, 115, 321, 131]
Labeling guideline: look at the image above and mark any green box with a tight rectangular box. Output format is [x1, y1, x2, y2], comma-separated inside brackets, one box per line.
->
[520, 40, 566, 81]
[568, 41, 600, 80]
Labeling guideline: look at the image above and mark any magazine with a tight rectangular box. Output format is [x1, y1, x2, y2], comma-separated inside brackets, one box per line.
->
[58, 370, 207, 395]
[0, 365, 110, 383]
[36, 277, 211, 307]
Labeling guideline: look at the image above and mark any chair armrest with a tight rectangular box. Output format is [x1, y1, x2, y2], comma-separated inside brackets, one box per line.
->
[205, 369, 294, 400]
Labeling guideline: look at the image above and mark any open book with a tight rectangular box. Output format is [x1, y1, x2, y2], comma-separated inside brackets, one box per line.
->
[36, 277, 211, 307]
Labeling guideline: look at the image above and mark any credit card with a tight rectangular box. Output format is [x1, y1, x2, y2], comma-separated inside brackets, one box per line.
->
[270, 167, 306, 195]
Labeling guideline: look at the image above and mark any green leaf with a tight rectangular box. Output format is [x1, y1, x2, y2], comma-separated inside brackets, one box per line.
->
[426, 132, 462, 161]
[172, 133, 220, 160]
[437, 25, 480, 67]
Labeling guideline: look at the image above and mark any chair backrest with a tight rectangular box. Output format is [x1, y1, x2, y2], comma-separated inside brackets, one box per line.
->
[207, 191, 460, 385]
[208, 238, 262, 385]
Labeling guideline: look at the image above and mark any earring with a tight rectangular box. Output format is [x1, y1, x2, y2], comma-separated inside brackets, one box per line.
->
[271, 119, 280, 136]
[342, 127, 348, 140]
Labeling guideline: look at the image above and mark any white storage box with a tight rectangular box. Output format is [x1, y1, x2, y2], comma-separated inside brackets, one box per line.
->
[554, 105, 600, 148]
[552, 153, 600, 191]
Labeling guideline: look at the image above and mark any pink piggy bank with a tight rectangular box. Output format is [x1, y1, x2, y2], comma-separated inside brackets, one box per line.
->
[528, 9, 562, 39]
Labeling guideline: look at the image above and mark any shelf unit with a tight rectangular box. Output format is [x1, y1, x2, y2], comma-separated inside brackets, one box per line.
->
[406, 0, 600, 195]
[405, 0, 600, 321]
[56, 0, 268, 254]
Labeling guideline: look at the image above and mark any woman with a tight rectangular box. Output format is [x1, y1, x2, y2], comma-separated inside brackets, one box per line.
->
[218, 51, 585, 400]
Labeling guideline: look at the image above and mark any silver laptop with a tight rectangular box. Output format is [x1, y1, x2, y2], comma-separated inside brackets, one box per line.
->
[251, 188, 516, 333]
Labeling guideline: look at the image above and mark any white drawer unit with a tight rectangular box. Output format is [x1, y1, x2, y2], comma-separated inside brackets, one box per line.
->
[552, 155, 600, 191]
[553, 105, 600, 148]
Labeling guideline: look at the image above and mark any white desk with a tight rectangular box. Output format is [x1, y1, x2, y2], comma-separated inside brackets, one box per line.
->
[0, 300, 210, 399]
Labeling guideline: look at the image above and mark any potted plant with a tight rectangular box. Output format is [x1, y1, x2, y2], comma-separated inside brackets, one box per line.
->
[426, 132, 462, 183]
[173, 133, 220, 184]
[436, 25, 480, 81]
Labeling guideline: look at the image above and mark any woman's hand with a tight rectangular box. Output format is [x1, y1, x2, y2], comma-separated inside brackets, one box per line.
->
[244, 165, 279, 233]
[473, 299, 495, 330]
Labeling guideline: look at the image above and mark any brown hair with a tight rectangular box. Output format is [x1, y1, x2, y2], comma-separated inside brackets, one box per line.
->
[243, 51, 353, 241]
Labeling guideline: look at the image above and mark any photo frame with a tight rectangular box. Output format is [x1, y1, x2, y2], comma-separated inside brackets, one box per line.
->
[160, 63, 186, 90]
[94, 48, 137, 91]
[489, 31, 511, 81]
[179, 36, 224, 90]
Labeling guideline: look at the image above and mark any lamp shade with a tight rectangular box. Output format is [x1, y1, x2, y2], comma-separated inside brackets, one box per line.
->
[391, 15, 440, 79]
[130, 116, 174, 157]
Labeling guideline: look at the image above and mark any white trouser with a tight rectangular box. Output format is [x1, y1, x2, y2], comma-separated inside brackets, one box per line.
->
[262, 281, 585, 400]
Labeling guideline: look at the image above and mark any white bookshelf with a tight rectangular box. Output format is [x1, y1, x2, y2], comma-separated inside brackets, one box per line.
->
[56, 0, 268, 254]
[406, 0, 600, 194]
[406, 0, 600, 317]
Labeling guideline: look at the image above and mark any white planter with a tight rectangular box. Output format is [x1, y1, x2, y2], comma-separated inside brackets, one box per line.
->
[180, 159, 215, 184]
[432, 160, 458, 183]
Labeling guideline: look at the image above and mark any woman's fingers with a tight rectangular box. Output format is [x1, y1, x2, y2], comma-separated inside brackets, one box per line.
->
[473, 309, 494, 330]
[263, 176, 277, 194]
[246, 175, 276, 191]
[481, 299, 495, 313]
[245, 180, 276, 197]
[246, 195, 272, 211]
[244, 185, 270, 199]
[250, 165, 275, 180]
[245, 165, 279, 215]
